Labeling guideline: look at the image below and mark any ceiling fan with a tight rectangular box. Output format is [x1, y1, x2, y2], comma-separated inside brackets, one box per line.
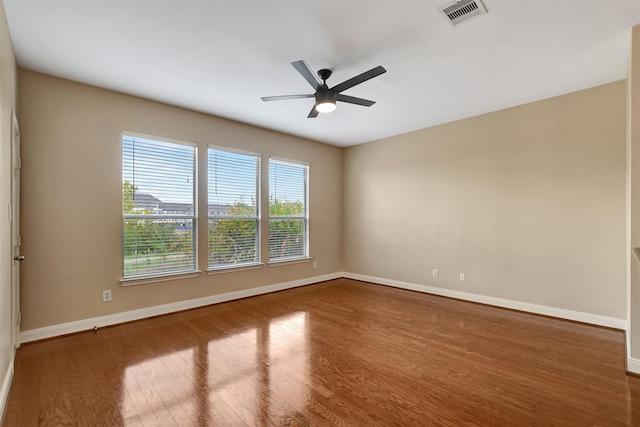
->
[261, 60, 387, 118]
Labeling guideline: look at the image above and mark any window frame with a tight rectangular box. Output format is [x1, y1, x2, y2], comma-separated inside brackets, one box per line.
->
[121, 131, 199, 282]
[268, 157, 310, 264]
[207, 144, 262, 271]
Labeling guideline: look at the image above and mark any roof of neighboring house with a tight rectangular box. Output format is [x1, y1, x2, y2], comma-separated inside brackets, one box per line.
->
[133, 192, 229, 215]
[133, 192, 162, 205]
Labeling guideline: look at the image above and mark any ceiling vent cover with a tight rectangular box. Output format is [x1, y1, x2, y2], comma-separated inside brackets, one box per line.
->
[438, 0, 488, 27]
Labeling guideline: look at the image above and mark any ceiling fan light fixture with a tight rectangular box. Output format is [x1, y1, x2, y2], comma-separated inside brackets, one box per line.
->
[316, 100, 336, 113]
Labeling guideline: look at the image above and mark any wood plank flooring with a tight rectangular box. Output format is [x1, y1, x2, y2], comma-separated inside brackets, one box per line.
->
[2, 278, 639, 426]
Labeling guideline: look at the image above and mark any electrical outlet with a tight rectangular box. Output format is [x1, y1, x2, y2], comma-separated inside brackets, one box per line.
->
[432, 269, 439, 278]
[459, 273, 466, 282]
[313, 261, 318, 269]
[102, 289, 112, 302]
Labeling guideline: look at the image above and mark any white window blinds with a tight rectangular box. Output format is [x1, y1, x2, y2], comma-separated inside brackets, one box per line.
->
[208, 147, 261, 269]
[269, 159, 308, 262]
[122, 134, 197, 279]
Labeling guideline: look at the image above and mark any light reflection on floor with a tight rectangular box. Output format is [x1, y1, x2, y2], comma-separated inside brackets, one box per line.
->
[121, 311, 308, 425]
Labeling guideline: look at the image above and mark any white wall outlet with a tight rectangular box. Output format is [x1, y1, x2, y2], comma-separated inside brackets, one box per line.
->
[102, 289, 112, 302]
[313, 261, 318, 269]
[459, 273, 466, 282]
[432, 269, 439, 278]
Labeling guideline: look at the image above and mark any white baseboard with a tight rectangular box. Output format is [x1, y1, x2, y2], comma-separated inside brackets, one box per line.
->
[344, 272, 627, 330]
[21, 272, 342, 344]
[18, 271, 628, 342]
[0, 359, 14, 424]
[628, 357, 640, 375]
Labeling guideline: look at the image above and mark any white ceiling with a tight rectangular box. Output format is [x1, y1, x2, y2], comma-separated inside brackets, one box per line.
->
[4, 1, 640, 147]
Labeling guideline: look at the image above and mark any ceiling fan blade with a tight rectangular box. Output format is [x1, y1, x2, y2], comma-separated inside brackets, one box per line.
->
[261, 94, 314, 102]
[336, 94, 376, 107]
[331, 65, 387, 93]
[307, 106, 319, 118]
[292, 60, 321, 91]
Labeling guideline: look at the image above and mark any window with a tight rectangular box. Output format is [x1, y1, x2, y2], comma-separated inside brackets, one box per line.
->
[122, 133, 197, 279]
[269, 159, 308, 262]
[208, 147, 260, 269]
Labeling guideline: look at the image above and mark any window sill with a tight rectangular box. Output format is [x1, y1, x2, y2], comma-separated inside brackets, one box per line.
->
[207, 262, 264, 275]
[268, 257, 312, 267]
[121, 270, 202, 287]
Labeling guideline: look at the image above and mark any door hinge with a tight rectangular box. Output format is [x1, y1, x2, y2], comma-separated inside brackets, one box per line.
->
[17, 312, 21, 325]
[15, 158, 21, 169]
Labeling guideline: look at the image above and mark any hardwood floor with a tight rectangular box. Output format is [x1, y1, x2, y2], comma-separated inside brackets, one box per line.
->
[2, 278, 639, 426]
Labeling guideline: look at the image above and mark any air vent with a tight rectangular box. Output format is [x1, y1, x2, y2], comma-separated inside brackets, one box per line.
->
[438, 0, 488, 27]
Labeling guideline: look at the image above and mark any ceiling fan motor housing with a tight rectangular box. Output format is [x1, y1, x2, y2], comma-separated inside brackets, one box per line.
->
[315, 88, 336, 105]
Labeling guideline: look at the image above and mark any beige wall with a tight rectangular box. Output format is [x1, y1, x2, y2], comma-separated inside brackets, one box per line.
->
[344, 81, 627, 319]
[629, 26, 640, 363]
[17, 69, 342, 331]
[0, 0, 16, 416]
